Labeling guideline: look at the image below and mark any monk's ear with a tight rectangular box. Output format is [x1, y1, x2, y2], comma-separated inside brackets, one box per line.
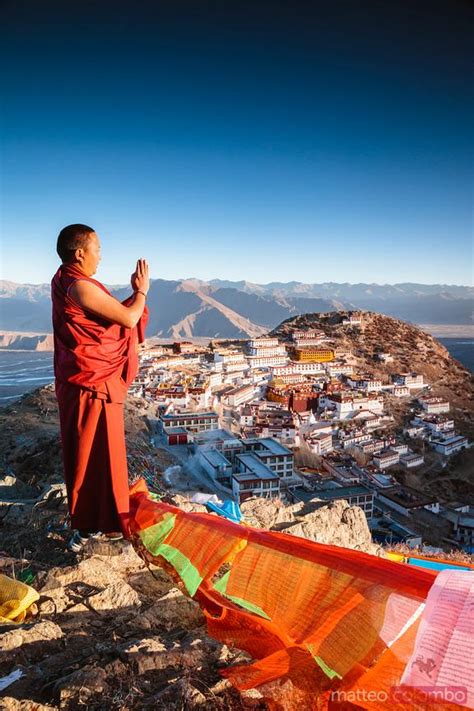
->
[74, 247, 85, 263]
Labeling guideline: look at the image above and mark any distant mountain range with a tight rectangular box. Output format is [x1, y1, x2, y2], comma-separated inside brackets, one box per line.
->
[0, 278, 472, 338]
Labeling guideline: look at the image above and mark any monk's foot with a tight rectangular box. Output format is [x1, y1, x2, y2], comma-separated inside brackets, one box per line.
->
[103, 532, 124, 541]
[67, 530, 101, 552]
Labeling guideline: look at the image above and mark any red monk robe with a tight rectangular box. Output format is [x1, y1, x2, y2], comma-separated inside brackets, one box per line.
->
[51, 263, 148, 536]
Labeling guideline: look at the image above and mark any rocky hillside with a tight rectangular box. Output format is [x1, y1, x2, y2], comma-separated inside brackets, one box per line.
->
[272, 311, 473, 422]
[272, 310, 474, 503]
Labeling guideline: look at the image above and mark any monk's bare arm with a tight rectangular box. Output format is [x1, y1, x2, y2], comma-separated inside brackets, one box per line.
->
[69, 281, 146, 329]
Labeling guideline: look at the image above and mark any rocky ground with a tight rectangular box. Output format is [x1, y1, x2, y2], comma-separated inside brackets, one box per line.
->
[0, 504, 379, 711]
[0, 385, 383, 709]
[0, 536, 258, 710]
[0, 492, 380, 710]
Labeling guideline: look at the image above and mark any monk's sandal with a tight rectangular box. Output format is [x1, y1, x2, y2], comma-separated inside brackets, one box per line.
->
[104, 533, 124, 541]
[68, 530, 101, 552]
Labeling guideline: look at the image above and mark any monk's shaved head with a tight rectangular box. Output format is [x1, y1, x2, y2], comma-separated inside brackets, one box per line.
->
[57, 224, 95, 263]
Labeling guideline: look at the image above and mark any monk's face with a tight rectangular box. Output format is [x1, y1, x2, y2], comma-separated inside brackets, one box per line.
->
[78, 232, 101, 276]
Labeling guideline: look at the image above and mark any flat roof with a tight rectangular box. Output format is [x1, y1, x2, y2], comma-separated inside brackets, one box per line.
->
[226, 384, 255, 395]
[235, 453, 279, 480]
[433, 436, 467, 445]
[248, 438, 292, 455]
[416, 414, 453, 422]
[380, 486, 436, 507]
[193, 428, 238, 442]
[371, 473, 394, 485]
[420, 396, 448, 403]
[310, 432, 333, 441]
[201, 449, 232, 468]
[291, 484, 372, 504]
[315, 485, 373, 500]
[374, 449, 399, 458]
[161, 411, 218, 420]
[163, 427, 188, 435]
[233, 471, 280, 483]
[370, 517, 419, 538]
[308, 422, 335, 431]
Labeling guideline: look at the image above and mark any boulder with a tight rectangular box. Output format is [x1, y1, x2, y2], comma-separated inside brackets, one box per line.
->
[0, 621, 63, 665]
[282, 499, 380, 554]
[240, 497, 303, 529]
[87, 580, 141, 612]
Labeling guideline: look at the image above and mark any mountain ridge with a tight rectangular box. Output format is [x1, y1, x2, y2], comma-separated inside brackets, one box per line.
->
[1, 278, 472, 337]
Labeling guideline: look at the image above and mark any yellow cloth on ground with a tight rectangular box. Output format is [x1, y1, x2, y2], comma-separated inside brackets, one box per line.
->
[385, 552, 406, 563]
[0, 574, 39, 623]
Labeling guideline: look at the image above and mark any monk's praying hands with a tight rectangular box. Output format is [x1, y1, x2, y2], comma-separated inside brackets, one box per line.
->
[131, 258, 150, 296]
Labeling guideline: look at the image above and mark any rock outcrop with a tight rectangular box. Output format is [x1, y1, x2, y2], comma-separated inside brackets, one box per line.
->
[171, 494, 380, 555]
[279, 499, 380, 553]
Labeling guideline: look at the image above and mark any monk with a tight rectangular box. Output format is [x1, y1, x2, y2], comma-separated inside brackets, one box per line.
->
[51, 224, 149, 551]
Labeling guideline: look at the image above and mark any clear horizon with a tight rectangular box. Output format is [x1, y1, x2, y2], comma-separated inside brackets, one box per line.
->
[1, 1, 472, 286]
[1, 274, 472, 289]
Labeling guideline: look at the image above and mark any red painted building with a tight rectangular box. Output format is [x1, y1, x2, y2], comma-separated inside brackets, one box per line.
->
[163, 426, 189, 445]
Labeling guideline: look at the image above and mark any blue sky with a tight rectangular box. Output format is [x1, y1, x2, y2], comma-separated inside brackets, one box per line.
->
[1, 0, 472, 286]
